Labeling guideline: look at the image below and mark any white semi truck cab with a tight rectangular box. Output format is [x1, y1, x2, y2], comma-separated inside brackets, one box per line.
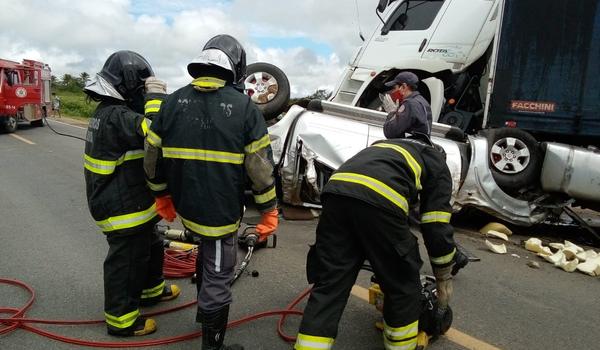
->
[329, 0, 600, 207]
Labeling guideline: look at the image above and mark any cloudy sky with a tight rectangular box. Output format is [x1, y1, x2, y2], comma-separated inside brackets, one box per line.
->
[1, 0, 382, 97]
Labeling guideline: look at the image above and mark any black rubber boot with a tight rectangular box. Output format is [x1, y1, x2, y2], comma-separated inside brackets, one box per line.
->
[201, 305, 244, 350]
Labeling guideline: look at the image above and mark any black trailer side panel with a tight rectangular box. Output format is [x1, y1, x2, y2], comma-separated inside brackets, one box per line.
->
[488, 0, 600, 143]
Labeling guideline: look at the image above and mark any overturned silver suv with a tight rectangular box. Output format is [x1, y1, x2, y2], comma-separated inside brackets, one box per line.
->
[268, 100, 600, 229]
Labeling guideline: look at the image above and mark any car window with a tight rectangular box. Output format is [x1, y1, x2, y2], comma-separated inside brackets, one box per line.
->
[384, 0, 445, 32]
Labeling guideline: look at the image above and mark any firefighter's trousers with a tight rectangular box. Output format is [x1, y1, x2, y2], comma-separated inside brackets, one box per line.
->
[296, 195, 423, 350]
[195, 234, 237, 313]
[104, 226, 164, 331]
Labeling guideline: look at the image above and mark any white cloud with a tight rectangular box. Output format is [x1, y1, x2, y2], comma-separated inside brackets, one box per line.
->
[1, 0, 381, 97]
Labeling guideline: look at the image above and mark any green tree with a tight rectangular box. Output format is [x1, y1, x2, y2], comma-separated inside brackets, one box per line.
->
[80, 72, 90, 85]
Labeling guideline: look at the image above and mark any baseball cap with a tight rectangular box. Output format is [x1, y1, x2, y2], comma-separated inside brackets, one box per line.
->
[384, 71, 419, 88]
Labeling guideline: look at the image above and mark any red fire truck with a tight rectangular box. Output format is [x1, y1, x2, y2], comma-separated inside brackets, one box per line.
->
[0, 58, 52, 133]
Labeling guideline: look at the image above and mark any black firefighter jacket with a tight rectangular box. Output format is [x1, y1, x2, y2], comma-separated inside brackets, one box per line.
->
[145, 80, 277, 239]
[322, 137, 456, 267]
[84, 101, 159, 235]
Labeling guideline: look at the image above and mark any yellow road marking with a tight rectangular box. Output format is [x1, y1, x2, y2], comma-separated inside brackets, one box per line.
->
[351, 285, 502, 350]
[10, 134, 35, 145]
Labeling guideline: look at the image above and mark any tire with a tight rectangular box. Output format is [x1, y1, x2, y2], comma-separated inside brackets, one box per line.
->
[487, 128, 542, 193]
[4, 116, 17, 133]
[244, 62, 290, 120]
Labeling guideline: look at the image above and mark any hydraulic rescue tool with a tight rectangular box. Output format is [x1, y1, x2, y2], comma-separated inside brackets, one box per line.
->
[154, 224, 277, 285]
[369, 275, 453, 350]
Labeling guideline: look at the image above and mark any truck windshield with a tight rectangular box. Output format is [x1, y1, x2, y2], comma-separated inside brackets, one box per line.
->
[382, 0, 445, 33]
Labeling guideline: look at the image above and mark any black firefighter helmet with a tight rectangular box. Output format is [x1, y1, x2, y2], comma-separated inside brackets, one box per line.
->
[187, 34, 247, 84]
[85, 50, 153, 109]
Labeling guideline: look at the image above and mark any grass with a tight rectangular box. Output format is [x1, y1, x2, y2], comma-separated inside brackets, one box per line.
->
[53, 88, 97, 119]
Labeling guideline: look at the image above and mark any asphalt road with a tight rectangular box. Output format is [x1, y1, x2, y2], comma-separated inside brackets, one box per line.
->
[1, 118, 599, 350]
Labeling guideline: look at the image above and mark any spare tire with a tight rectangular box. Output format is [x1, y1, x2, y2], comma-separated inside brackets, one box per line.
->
[244, 62, 290, 120]
[487, 128, 543, 194]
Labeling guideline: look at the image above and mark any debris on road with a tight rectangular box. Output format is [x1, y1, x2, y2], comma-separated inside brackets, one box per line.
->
[524, 238, 552, 256]
[480, 222, 512, 236]
[511, 254, 520, 258]
[485, 230, 509, 242]
[527, 261, 540, 269]
[485, 239, 507, 254]
[526, 238, 600, 276]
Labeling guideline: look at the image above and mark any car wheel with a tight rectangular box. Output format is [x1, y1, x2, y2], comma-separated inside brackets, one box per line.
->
[487, 128, 542, 193]
[4, 116, 17, 133]
[244, 62, 290, 120]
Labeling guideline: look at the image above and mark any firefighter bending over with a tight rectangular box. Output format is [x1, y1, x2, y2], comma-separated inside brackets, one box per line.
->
[144, 34, 278, 350]
[83, 51, 180, 337]
[295, 133, 456, 350]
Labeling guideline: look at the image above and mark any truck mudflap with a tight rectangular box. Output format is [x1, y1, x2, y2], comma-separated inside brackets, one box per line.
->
[540, 143, 600, 203]
[455, 136, 547, 226]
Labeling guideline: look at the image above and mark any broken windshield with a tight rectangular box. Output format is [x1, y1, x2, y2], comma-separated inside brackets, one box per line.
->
[381, 0, 445, 34]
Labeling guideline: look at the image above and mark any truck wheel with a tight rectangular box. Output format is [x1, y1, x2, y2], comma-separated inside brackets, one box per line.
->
[4, 116, 18, 133]
[487, 128, 542, 193]
[31, 108, 46, 127]
[244, 62, 290, 120]
[31, 119, 44, 127]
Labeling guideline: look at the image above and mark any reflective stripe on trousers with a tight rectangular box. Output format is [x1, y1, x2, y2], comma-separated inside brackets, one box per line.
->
[294, 333, 335, 350]
[141, 280, 165, 299]
[104, 309, 140, 329]
[383, 319, 418, 350]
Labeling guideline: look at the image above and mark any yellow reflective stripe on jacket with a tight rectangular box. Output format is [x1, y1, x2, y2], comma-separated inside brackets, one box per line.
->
[254, 187, 276, 204]
[384, 320, 418, 341]
[104, 309, 140, 329]
[147, 129, 162, 147]
[329, 172, 409, 215]
[430, 248, 456, 265]
[295, 333, 335, 350]
[190, 77, 226, 89]
[141, 117, 151, 137]
[147, 180, 167, 192]
[145, 99, 162, 114]
[84, 150, 145, 175]
[244, 134, 271, 154]
[96, 203, 157, 232]
[163, 147, 245, 165]
[372, 143, 422, 190]
[141, 280, 165, 299]
[421, 211, 451, 224]
[181, 217, 240, 238]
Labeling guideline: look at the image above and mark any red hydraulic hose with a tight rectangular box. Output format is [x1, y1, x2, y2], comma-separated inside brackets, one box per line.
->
[0, 248, 312, 347]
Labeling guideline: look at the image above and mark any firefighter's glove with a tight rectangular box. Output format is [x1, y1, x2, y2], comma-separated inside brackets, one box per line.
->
[433, 264, 454, 309]
[155, 195, 176, 222]
[380, 93, 399, 113]
[145, 77, 167, 94]
[256, 209, 278, 238]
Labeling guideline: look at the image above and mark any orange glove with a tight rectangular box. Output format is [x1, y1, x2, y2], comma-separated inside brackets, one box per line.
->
[256, 209, 278, 237]
[155, 195, 176, 222]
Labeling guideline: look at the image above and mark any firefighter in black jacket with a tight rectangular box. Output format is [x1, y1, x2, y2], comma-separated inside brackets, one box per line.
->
[295, 135, 456, 350]
[83, 51, 180, 337]
[144, 35, 277, 350]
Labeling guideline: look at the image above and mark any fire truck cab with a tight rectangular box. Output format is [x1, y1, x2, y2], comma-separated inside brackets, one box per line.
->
[0, 58, 52, 133]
